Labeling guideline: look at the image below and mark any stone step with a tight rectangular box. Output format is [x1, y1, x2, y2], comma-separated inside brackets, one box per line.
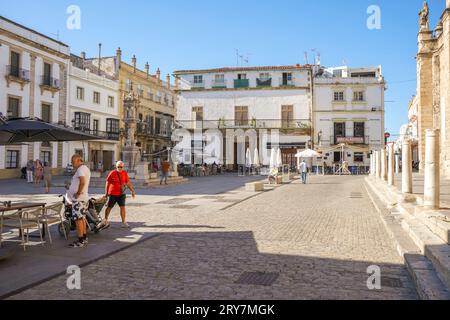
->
[400, 210, 450, 290]
[365, 177, 450, 299]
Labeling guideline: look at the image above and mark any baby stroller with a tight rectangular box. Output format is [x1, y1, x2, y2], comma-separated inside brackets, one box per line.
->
[58, 194, 108, 237]
[20, 167, 27, 179]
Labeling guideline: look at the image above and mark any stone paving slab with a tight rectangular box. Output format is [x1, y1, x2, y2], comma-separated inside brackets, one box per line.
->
[7, 176, 419, 300]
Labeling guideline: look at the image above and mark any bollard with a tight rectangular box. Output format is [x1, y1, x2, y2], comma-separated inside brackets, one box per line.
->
[381, 148, 388, 182]
[402, 139, 412, 194]
[388, 143, 395, 186]
[423, 129, 440, 210]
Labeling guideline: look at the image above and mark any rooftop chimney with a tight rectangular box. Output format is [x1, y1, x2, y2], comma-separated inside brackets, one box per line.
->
[80, 52, 86, 60]
[115, 47, 122, 77]
[145, 62, 150, 79]
[166, 74, 171, 89]
[132, 55, 137, 72]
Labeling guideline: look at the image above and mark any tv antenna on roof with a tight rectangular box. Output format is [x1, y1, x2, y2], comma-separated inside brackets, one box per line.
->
[235, 49, 251, 66]
[50, 30, 60, 41]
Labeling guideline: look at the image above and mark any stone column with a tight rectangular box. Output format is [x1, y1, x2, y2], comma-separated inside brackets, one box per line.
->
[388, 143, 395, 186]
[375, 151, 381, 179]
[402, 140, 412, 194]
[395, 154, 400, 175]
[370, 153, 375, 176]
[423, 129, 440, 210]
[381, 148, 388, 182]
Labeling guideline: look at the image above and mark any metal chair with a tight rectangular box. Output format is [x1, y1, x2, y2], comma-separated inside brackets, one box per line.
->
[40, 202, 66, 243]
[1, 208, 44, 251]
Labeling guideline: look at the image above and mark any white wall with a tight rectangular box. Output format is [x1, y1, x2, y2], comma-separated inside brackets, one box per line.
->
[0, 21, 69, 172]
[313, 78, 384, 166]
[177, 89, 310, 121]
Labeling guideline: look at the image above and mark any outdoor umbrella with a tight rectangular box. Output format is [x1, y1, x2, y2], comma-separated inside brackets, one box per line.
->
[295, 149, 321, 158]
[269, 148, 276, 168]
[253, 147, 260, 167]
[276, 148, 283, 167]
[295, 149, 322, 175]
[0, 118, 101, 144]
[245, 148, 252, 167]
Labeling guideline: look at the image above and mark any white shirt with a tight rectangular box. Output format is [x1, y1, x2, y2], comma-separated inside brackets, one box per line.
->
[300, 162, 308, 173]
[69, 165, 91, 202]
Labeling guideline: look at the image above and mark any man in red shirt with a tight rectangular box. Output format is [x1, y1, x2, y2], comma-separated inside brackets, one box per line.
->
[103, 161, 136, 228]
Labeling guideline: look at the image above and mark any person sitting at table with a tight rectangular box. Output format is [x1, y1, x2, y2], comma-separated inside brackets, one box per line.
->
[268, 167, 279, 184]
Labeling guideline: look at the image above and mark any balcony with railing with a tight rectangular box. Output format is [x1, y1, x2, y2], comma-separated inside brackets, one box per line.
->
[136, 122, 154, 136]
[234, 79, 249, 88]
[175, 119, 312, 132]
[256, 78, 272, 87]
[5, 65, 30, 89]
[40, 75, 60, 96]
[191, 80, 205, 89]
[73, 126, 120, 141]
[211, 79, 227, 88]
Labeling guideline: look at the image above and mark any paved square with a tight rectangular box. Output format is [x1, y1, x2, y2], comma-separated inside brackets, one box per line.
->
[1, 175, 418, 300]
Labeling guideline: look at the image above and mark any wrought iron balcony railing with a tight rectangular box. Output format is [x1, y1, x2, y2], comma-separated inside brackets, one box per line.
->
[41, 76, 60, 89]
[73, 127, 119, 141]
[6, 65, 30, 81]
[175, 119, 312, 130]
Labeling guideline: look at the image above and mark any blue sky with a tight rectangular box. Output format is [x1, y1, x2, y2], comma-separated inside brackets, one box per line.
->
[1, 0, 446, 137]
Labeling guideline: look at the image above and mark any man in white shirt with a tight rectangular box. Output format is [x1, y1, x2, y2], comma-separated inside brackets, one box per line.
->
[300, 160, 308, 184]
[68, 154, 91, 248]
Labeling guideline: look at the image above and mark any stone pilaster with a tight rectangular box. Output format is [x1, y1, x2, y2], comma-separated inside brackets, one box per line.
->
[417, 29, 435, 174]
[27, 54, 37, 161]
[57, 63, 68, 170]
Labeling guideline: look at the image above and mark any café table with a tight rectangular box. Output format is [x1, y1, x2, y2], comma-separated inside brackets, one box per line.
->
[0, 202, 47, 240]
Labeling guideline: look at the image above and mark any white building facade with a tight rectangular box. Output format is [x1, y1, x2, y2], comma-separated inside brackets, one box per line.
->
[0, 16, 70, 178]
[395, 95, 419, 165]
[64, 54, 120, 172]
[313, 66, 386, 172]
[173, 66, 313, 168]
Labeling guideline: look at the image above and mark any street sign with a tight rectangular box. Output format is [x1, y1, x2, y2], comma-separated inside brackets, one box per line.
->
[384, 132, 391, 139]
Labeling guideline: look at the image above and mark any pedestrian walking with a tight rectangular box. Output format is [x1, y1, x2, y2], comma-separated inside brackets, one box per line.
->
[26, 160, 34, 183]
[300, 159, 308, 184]
[34, 159, 43, 186]
[103, 161, 136, 228]
[160, 160, 170, 185]
[43, 162, 52, 193]
[67, 154, 91, 248]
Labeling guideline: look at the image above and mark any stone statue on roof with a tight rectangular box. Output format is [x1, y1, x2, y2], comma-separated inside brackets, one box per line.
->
[419, 1, 429, 31]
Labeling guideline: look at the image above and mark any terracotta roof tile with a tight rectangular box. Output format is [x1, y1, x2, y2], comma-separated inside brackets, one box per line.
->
[174, 64, 312, 75]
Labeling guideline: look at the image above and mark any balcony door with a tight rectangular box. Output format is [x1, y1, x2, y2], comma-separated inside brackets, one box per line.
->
[43, 62, 52, 86]
[192, 106, 203, 129]
[10, 51, 20, 77]
[281, 105, 293, 128]
[235, 106, 248, 126]
[334, 122, 346, 144]
[282, 72, 292, 85]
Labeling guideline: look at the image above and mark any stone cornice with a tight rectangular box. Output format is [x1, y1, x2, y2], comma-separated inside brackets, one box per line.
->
[440, 8, 450, 20]
[0, 29, 70, 60]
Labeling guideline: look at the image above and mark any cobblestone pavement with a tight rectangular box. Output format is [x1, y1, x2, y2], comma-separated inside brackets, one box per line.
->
[8, 175, 418, 300]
